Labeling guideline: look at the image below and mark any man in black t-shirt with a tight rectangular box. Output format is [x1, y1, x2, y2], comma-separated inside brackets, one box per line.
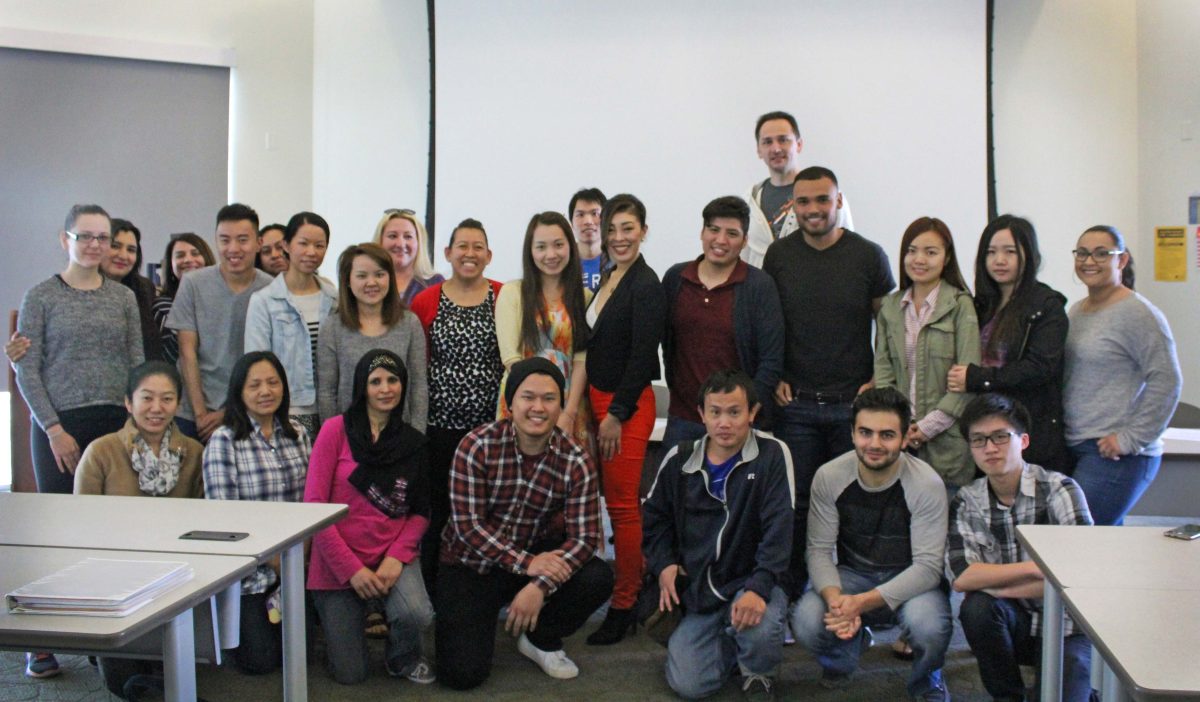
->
[762, 166, 894, 600]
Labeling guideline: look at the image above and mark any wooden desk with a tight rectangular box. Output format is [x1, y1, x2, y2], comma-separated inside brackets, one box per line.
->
[0, 545, 255, 702]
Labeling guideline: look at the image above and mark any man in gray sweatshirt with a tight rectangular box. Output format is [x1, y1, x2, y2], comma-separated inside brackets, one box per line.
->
[790, 387, 951, 702]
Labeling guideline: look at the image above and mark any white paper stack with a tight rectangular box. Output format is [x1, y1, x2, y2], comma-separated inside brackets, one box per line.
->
[6, 558, 194, 617]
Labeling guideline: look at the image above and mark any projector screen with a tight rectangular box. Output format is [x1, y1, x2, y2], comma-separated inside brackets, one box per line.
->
[435, 1, 987, 282]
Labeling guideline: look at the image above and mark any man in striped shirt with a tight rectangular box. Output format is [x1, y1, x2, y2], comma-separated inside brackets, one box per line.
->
[948, 394, 1094, 702]
[435, 358, 612, 690]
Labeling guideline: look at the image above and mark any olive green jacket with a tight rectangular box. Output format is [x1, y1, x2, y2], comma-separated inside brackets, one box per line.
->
[874, 283, 980, 486]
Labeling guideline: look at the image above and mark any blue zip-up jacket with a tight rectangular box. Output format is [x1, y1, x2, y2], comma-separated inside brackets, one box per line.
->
[643, 429, 795, 613]
[244, 273, 338, 407]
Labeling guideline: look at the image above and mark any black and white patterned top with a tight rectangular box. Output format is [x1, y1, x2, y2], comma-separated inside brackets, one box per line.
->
[428, 286, 504, 430]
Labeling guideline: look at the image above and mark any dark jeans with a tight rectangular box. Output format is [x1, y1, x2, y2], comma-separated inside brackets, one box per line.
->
[227, 592, 281, 675]
[772, 398, 853, 598]
[434, 558, 613, 690]
[1069, 439, 1160, 526]
[959, 591, 1092, 702]
[174, 416, 200, 442]
[422, 425, 471, 597]
[31, 404, 127, 494]
[660, 415, 707, 453]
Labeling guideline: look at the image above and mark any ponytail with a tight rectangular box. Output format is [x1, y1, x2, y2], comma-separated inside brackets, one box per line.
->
[1082, 225, 1135, 290]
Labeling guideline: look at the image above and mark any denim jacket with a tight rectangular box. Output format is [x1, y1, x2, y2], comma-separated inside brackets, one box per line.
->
[244, 274, 337, 407]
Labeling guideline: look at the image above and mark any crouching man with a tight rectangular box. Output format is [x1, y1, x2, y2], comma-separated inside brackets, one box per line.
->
[643, 369, 795, 700]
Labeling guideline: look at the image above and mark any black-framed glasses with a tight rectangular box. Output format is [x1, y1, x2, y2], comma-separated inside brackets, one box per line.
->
[65, 230, 112, 246]
[968, 431, 1016, 448]
[1071, 247, 1123, 263]
[383, 208, 416, 216]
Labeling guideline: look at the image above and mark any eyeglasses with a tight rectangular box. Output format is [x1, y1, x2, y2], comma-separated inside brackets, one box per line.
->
[65, 230, 112, 246]
[1071, 248, 1123, 263]
[383, 208, 416, 216]
[968, 431, 1016, 448]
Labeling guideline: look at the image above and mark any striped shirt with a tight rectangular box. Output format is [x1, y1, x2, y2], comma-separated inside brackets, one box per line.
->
[901, 282, 955, 439]
[440, 418, 602, 594]
[203, 417, 312, 594]
[946, 462, 1093, 635]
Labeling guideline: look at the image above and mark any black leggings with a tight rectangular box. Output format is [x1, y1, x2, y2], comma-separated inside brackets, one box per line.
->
[31, 405, 127, 494]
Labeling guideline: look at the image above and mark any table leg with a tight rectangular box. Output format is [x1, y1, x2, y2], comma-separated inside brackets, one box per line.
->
[1041, 580, 1063, 702]
[281, 541, 307, 702]
[162, 607, 197, 702]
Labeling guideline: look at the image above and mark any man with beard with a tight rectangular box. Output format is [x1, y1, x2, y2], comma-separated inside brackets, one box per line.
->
[790, 387, 951, 702]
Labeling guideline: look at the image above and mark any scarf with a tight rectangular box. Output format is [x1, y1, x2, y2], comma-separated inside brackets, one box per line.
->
[130, 425, 183, 496]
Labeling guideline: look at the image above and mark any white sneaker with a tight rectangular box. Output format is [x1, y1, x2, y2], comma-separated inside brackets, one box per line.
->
[517, 634, 579, 679]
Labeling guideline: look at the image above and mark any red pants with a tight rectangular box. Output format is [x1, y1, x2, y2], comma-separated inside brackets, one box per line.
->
[589, 385, 655, 610]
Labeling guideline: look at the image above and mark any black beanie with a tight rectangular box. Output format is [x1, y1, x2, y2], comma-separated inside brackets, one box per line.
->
[505, 357, 566, 408]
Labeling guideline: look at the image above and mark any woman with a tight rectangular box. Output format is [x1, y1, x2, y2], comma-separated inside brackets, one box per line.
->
[203, 351, 311, 675]
[318, 243, 427, 430]
[306, 349, 435, 685]
[584, 193, 665, 645]
[495, 212, 592, 439]
[256, 223, 290, 275]
[105, 219, 164, 361]
[152, 233, 215, 364]
[373, 209, 444, 303]
[409, 218, 504, 593]
[245, 212, 336, 438]
[947, 215, 1072, 473]
[74, 360, 204, 695]
[874, 216, 980, 488]
[1063, 225, 1181, 525]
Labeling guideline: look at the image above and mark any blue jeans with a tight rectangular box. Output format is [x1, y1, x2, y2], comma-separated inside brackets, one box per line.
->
[772, 398, 854, 597]
[1069, 440, 1161, 526]
[311, 561, 433, 684]
[791, 566, 951, 698]
[666, 587, 788, 699]
[959, 591, 1092, 702]
[661, 415, 707, 453]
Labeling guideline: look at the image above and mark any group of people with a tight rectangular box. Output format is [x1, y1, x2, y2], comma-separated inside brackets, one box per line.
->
[10, 109, 1182, 701]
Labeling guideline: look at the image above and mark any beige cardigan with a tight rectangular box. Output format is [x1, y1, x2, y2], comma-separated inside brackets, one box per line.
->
[74, 418, 205, 498]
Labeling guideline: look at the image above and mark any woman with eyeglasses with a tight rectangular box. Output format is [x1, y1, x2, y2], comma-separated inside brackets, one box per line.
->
[373, 209, 445, 304]
[946, 215, 1073, 474]
[1062, 226, 1181, 525]
[151, 233, 215, 364]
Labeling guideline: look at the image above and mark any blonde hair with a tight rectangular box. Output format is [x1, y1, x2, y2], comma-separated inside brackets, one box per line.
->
[373, 211, 436, 280]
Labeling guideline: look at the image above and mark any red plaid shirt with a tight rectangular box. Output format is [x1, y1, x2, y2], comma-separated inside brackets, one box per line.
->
[439, 418, 602, 593]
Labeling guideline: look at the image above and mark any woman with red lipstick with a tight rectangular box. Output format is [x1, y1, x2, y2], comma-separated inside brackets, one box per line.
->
[1061, 225, 1181, 525]
[946, 215, 1072, 474]
[874, 216, 980, 489]
[373, 209, 445, 304]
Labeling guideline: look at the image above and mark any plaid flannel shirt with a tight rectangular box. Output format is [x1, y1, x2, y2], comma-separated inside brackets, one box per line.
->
[203, 417, 311, 594]
[440, 418, 601, 594]
[947, 462, 1093, 635]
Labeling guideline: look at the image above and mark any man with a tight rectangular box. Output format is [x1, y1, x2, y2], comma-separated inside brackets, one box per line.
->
[166, 203, 272, 440]
[435, 357, 613, 690]
[644, 369, 794, 701]
[949, 394, 1094, 702]
[791, 387, 951, 702]
[742, 111, 854, 267]
[661, 196, 784, 447]
[762, 165, 894, 598]
[568, 187, 606, 291]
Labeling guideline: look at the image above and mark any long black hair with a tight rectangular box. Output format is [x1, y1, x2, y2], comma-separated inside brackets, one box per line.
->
[973, 214, 1042, 358]
[519, 211, 590, 355]
[222, 351, 297, 441]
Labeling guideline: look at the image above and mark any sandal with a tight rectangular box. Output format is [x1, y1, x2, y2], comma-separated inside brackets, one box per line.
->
[365, 612, 389, 639]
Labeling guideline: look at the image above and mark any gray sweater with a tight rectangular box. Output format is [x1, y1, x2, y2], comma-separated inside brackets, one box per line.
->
[1064, 293, 1181, 456]
[807, 450, 948, 612]
[15, 276, 145, 430]
[316, 313, 428, 431]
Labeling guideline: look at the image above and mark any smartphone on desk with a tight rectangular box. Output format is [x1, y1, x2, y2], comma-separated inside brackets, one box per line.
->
[1163, 524, 1200, 541]
[180, 530, 250, 541]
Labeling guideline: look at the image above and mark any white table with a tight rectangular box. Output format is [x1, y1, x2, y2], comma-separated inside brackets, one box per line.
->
[1016, 525, 1200, 702]
[0, 545, 255, 702]
[0, 493, 347, 702]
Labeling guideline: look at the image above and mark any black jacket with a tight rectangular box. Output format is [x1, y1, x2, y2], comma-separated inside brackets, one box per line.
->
[967, 282, 1073, 473]
[642, 430, 794, 613]
[585, 255, 665, 422]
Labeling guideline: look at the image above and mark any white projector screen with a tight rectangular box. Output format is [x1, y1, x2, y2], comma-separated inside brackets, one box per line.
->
[435, 1, 987, 282]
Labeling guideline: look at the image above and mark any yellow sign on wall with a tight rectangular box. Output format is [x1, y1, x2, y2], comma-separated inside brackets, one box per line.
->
[1155, 226, 1187, 282]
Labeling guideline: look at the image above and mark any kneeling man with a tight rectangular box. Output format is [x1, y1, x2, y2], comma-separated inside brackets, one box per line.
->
[435, 358, 613, 690]
[791, 387, 951, 701]
[949, 394, 1093, 702]
[643, 369, 795, 700]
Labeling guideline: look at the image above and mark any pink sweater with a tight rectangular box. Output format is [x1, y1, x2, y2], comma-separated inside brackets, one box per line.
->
[305, 415, 430, 590]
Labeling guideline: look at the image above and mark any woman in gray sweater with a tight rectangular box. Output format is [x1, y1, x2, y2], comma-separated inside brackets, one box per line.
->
[1063, 225, 1181, 525]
